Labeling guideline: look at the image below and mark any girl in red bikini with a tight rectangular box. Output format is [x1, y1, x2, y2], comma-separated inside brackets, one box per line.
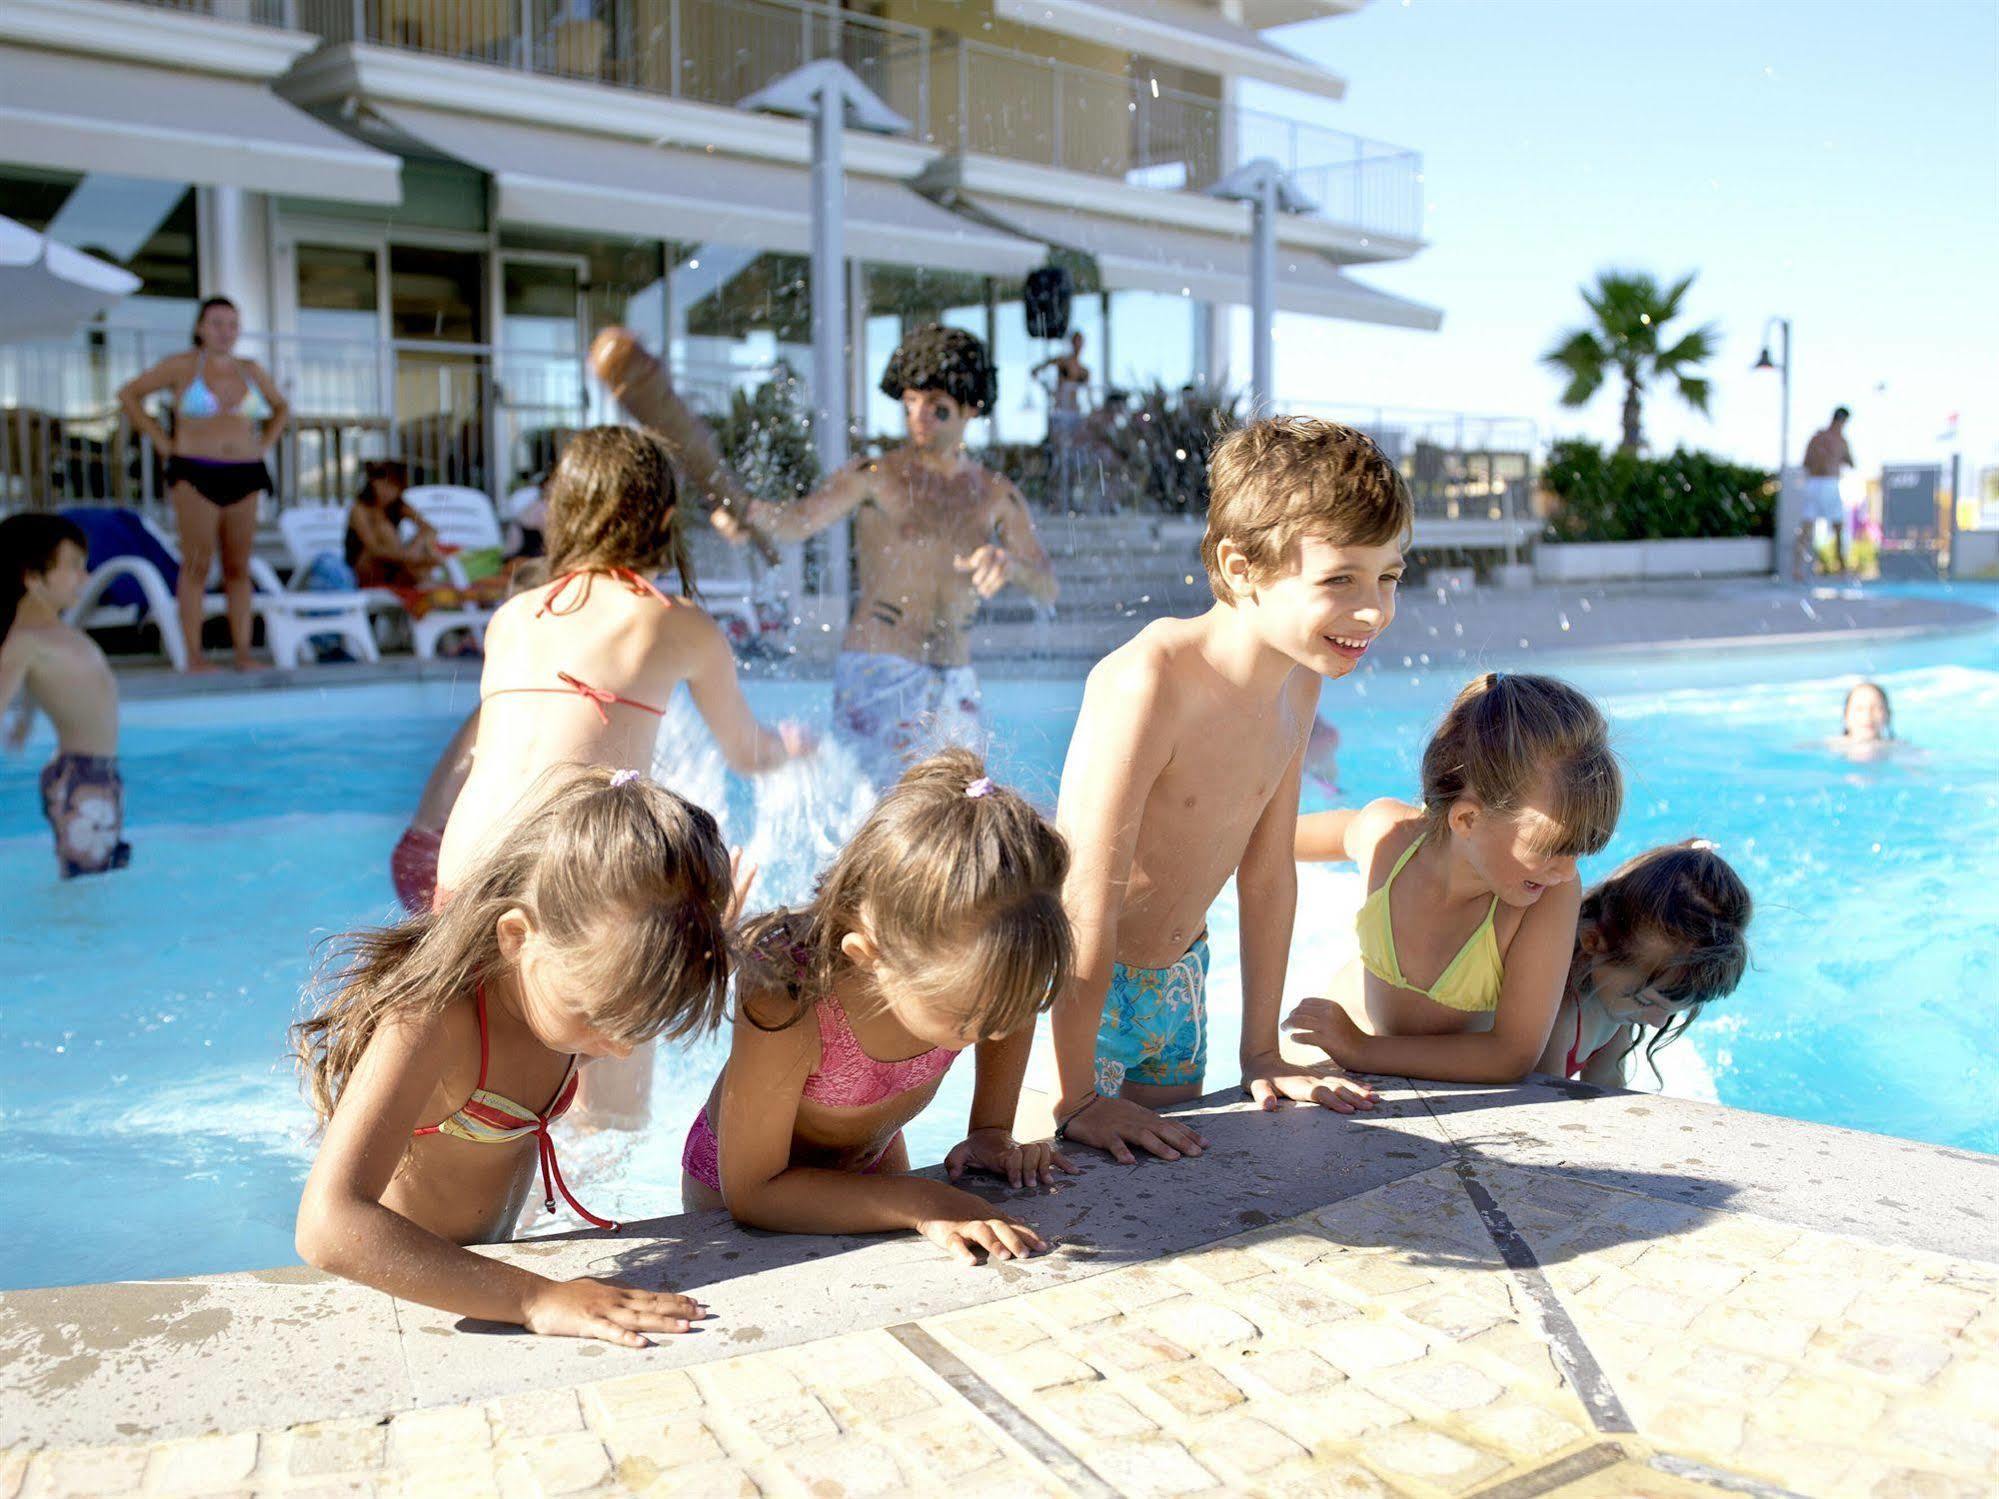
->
[294, 765, 737, 1346]
[437, 427, 810, 1125]
[684, 749, 1075, 1265]
[1532, 839, 1753, 1088]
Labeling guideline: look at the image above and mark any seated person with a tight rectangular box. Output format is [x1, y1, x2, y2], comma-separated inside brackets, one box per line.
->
[346, 460, 442, 589]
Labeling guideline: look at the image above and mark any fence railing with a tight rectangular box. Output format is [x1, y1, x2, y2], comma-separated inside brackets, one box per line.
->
[1290, 401, 1536, 548]
[294, 0, 931, 132]
[116, 0, 298, 25]
[0, 328, 786, 517]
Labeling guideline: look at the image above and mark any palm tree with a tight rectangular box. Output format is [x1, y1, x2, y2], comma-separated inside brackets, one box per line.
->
[1543, 271, 1718, 453]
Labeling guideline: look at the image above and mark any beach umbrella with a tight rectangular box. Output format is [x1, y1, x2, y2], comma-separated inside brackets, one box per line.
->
[0, 215, 140, 342]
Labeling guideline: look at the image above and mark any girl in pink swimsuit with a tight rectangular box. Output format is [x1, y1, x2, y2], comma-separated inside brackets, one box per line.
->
[684, 749, 1076, 1265]
[294, 765, 736, 1346]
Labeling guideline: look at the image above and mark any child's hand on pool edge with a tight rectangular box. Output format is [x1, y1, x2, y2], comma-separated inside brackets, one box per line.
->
[909, 1180, 1049, 1265]
[521, 1274, 708, 1347]
[1242, 1049, 1376, 1113]
[946, 1126, 1079, 1189]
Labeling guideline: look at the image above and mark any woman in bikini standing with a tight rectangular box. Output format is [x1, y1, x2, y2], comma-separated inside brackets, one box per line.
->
[118, 297, 289, 672]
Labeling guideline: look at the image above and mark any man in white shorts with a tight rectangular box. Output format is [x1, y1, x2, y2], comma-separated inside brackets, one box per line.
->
[1796, 406, 1854, 580]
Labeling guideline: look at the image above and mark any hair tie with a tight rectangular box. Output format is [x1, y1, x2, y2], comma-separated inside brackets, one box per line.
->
[610, 769, 640, 788]
[964, 776, 995, 800]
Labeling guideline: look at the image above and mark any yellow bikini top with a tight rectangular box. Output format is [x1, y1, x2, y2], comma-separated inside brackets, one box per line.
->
[1356, 831, 1504, 1014]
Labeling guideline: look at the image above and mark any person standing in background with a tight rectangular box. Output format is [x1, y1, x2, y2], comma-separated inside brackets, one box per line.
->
[1796, 406, 1854, 581]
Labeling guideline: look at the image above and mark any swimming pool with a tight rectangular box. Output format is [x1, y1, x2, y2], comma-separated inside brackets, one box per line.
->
[5, 588, 1996, 1289]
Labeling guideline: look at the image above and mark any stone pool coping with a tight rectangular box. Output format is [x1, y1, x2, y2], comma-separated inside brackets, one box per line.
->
[4, 1076, 1996, 1497]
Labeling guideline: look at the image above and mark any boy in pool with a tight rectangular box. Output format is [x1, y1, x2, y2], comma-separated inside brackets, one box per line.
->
[1047, 418, 1406, 1161]
[0, 515, 130, 878]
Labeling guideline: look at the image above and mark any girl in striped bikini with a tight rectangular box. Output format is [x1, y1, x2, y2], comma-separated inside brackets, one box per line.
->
[294, 765, 739, 1346]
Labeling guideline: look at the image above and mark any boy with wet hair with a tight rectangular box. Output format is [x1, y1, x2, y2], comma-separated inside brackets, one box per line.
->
[746, 324, 1057, 787]
[0, 514, 130, 878]
[1049, 418, 1409, 1162]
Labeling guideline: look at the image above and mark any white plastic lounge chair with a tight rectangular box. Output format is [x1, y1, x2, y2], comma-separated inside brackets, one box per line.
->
[277, 505, 487, 661]
[63, 508, 376, 670]
[401, 485, 503, 583]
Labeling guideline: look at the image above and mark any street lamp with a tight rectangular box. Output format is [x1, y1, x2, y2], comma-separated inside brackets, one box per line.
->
[1753, 316, 1792, 490]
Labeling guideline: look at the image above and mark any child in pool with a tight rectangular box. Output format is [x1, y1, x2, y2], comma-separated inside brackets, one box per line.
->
[0, 515, 130, 879]
[438, 426, 811, 1128]
[1829, 680, 1900, 763]
[294, 766, 737, 1345]
[1537, 839, 1752, 1086]
[1285, 672, 1623, 1084]
[683, 750, 1073, 1265]
[392, 707, 478, 914]
[1048, 418, 1404, 1164]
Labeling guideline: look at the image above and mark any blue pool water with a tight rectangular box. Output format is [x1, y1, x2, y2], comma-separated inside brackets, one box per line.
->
[4, 588, 1997, 1289]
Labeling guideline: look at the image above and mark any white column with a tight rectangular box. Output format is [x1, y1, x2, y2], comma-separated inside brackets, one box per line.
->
[197, 187, 274, 338]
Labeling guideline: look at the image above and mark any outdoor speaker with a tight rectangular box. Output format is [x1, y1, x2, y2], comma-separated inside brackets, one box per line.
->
[1025, 265, 1072, 340]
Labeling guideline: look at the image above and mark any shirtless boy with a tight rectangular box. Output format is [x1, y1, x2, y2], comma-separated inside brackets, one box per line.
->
[1049, 419, 1408, 1162]
[745, 325, 1059, 785]
[1, 515, 130, 878]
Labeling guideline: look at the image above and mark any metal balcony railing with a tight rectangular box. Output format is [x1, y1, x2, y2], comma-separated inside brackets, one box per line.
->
[113, 0, 299, 24]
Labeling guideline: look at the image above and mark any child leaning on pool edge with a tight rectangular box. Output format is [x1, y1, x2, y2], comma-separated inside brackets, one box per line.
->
[1537, 839, 1752, 1087]
[1287, 673, 1623, 1084]
[0, 514, 130, 879]
[1048, 418, 1410, 1165]
[294, 765, 740, 1346]
[685, 750, 1073, 1265]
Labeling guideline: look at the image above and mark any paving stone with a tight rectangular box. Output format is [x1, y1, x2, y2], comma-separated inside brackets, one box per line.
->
[1312, 1318, 1432, 1377]
[1235, 1276, 1358, 1328]
[383, 1405, 490, 1469]
[1144, 1302, 1259, 1352]
[815, 1373, 937, 1430]
[1460, 1324, 1563, 1389]
[22, 1446, 148, 1496]
[485, 1388, 584, 1440]
[0, 1452, 23, 1499]
[1142, 1364, 1246, 1419]
[1882, 1407, 1999, 1472]
[1834, 1333, 1955, 1388]
[1075, 1321, 1193, 1375]
[1689, 1304, 1818, 1362]
[1312, 1252, 1437, 1300]
[1254, 1451, 1390, 1496]
[1357, 1427, 1506, 1492]
[1602, 1281, 1702, 1332]
[577, 1370, 703, 1436]
[994, 1341, 1101, 1391]
[1232, 1346, 1342, 1398]
[1266, 1386, 1411, 1448]
[1046, 1386, 1159, 1441]
[1375, 1359, 1506, 1415]
[699, 1358, 803, 1406]
[1238, 1229, 1338, 1271]
[596, 1417, 724, 1469]
[776, 1435, 905, 1497]
[1171, 1245, 1271, 1288]
[1761, 1371, 1889, 1439]
[286, 1420, 388, 1479]
[144, 1432, 258, 1494]
[1097, 1269, 1191, 1316]
[888, 1410, 1011, 1479]
[1459, 1399, 1587, 1460]
[1183, 1411, 1307, 1476]
[1017, 1283, 1121, 1334]
[493, 1432, 609, 1496]
[1626, 1248, 1749, 1301]
[615, 1458, 759, 1497]
[1848, 1287, 1985, 1341]
[1735, 1428, 1863, 1495]
[1399, 1293, 1506, 1342]
[733, 1393, 840, 1451]
[1851, 1461, 1993, 1499]
[1085, 1437, 1217, 1498]
[1638, 1398, 1746, 1457]
[940, 1307, 1060, 1352]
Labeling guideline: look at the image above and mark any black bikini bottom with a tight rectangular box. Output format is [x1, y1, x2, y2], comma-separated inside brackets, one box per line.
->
[166, 456, 272, 508]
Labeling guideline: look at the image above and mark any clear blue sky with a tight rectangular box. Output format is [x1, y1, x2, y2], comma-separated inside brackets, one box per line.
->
[1233, 0, 1999, 481]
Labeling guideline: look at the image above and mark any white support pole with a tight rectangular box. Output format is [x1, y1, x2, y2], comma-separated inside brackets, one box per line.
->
[1247, 178, 1275, 413]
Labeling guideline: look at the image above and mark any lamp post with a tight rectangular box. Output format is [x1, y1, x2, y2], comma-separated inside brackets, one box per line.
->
[1205, 157, 1315, 414]
[1753, 316, 1793, 489]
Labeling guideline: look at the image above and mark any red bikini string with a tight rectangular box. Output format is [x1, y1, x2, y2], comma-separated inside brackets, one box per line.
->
[535, 1125, 620, 1231]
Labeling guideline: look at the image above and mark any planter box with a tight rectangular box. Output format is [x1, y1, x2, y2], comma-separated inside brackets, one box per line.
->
[1534, 537, 1773, 583]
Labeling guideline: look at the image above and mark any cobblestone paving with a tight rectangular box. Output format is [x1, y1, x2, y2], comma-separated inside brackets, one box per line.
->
[7, 1161, 1997, 1498]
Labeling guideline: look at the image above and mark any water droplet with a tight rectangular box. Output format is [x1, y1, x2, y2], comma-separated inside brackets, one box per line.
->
[1559, 613, 1571, 632]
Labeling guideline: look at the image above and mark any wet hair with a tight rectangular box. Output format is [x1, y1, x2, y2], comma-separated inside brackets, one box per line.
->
[1421, 672, 1622, 857]
[737, 748, 1072, 1043]
[191, 296, 237, 347]
[1832, 405, 1850, 422]
[1580, 839, 1753, 1083]
[879, 324, 997, 416]
[543, 426, 694, 597]
[0, 513, 86, 642]
[1842, 681, 1892, 738]
[1201, 418, 1412, 605]
[294, 765, 733, 1123]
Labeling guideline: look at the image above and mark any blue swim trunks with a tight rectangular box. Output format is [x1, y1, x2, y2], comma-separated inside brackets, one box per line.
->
[1092, 936, 1209, 1097]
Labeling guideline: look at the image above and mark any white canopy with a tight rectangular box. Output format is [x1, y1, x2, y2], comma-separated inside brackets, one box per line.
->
[0, 215, 141, 344]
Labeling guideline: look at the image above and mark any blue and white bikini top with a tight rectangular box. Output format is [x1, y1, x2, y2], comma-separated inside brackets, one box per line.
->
[178, 352, 270, 421]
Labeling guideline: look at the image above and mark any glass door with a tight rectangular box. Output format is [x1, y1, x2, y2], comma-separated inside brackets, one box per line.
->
[498, 254, 590, 488]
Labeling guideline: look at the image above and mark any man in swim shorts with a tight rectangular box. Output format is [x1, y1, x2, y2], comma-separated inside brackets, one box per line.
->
[745, 326, 1059, 787]
[1796, 405, 1854, 581]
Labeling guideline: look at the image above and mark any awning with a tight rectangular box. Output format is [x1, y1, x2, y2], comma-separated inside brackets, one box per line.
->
[371, 105, 1044, 279]
[993, 0, 1345, 101]
[954, 196, 1441, 329]
[0, 213, 140, 342]
[0, 47, 401, 205]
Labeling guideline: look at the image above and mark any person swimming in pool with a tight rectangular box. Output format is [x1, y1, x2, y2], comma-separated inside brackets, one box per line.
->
[1826, 680, 1914, 765]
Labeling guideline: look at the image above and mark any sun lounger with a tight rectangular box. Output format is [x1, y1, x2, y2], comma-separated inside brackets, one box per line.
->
[276, 505, 487, 661]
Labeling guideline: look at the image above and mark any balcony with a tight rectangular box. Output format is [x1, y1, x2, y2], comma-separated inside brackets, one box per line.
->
[278, 0, 1421, 242]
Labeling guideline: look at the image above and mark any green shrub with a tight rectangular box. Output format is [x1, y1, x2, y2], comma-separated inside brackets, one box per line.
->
[1106, 382, 1246, 515]
[1541, 439, 1772, 543]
